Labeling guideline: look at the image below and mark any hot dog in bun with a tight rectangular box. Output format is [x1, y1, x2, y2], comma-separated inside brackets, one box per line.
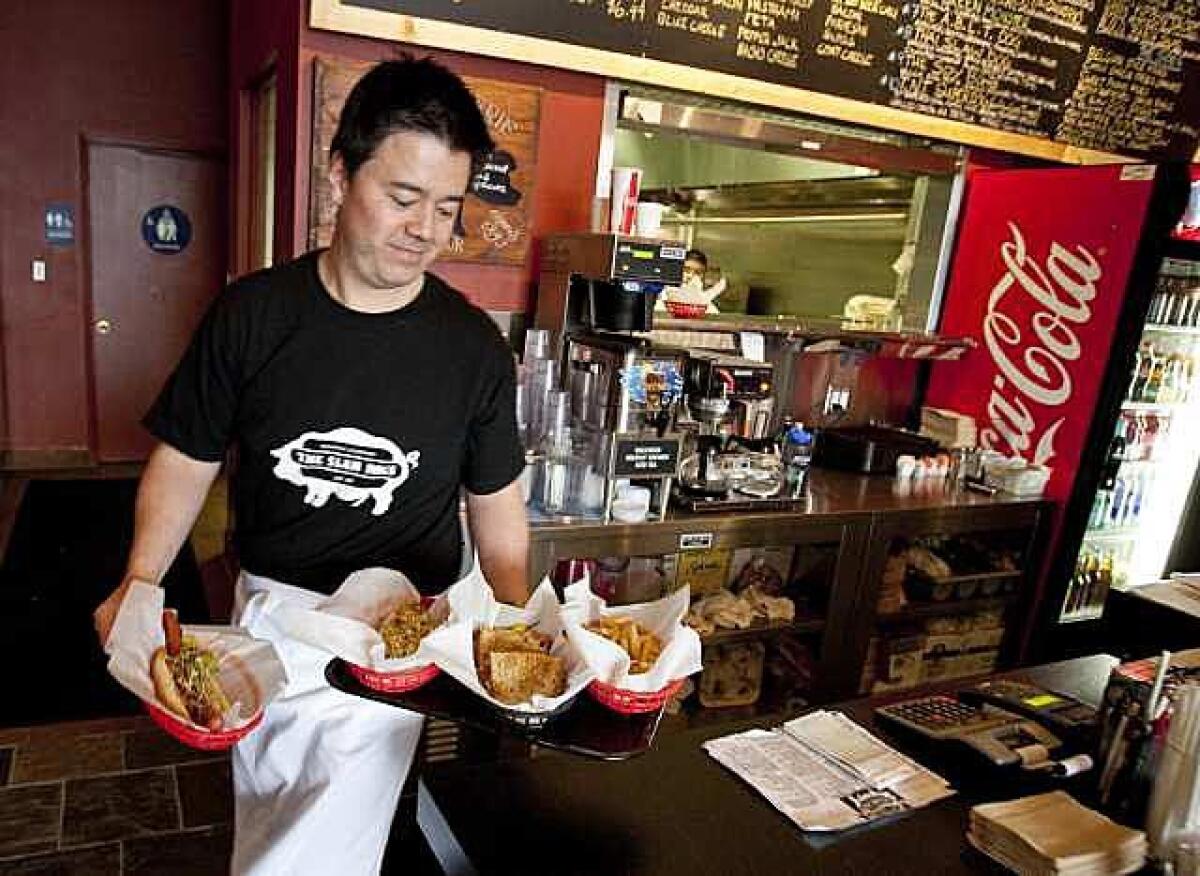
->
[151, 609, 231, 731]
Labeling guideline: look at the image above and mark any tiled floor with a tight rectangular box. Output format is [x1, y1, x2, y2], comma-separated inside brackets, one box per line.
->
[0, 716, 442, 875]
[0, 716, 233, 875]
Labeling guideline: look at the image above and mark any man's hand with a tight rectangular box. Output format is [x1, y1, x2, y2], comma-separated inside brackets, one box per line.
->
[95, 442, 221, 649]
[94, 577, 135, 649]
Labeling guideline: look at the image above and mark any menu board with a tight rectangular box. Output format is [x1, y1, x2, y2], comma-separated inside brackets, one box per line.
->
[333, 0, 1200, 161]
[309, 57, 542, 265]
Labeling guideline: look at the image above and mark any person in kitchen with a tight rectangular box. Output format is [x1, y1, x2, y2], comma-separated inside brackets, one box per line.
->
[658, 247, 727, 314]
[93, 57, 529, 875]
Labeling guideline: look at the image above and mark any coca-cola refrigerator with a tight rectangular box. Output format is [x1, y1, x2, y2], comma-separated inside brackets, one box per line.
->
[924, 162, 1195, 660]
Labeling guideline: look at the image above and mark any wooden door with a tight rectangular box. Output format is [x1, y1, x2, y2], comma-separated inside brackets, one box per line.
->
[87, 144, 225, 461]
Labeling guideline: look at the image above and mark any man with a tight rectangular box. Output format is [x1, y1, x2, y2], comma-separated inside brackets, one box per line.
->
[93, 57, 529, 874]
[681, 248, 708, 288]
[658, 247, 726, 314]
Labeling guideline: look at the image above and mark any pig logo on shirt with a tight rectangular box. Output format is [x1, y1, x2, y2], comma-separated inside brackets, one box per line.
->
[270, 427, 421, 516]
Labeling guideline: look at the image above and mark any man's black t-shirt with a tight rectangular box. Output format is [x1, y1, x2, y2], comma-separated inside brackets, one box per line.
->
[145, 251, 524, 595]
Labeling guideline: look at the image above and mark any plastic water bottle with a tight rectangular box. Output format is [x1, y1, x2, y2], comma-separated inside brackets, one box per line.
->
[784, 424, 813, 497]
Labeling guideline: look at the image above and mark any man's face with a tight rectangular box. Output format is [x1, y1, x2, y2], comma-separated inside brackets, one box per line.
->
[329, 130, 473, 292]
[682, 257, 705, 286]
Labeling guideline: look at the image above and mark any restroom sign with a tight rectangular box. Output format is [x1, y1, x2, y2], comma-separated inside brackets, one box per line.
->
[44, 203, 74, 245]
[141, 205, 191, 254]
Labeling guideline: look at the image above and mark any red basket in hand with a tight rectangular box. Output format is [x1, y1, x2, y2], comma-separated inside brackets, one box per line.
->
[145, 702, 264, 752]
[664, 300, 708, 319]
[587, 677, 686, 715]
[346, 596, 442, 693]
[346, 660, 440, 693]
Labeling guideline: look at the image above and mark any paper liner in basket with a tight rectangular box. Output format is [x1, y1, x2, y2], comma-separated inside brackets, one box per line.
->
[423, 576, 594, 713]
[105, 582, 287, 732]
[562, 581, 703, 693]
[266, 567, 454, 671]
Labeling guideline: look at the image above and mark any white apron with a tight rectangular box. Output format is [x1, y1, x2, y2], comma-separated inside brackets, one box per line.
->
[230, 572, 425, 876]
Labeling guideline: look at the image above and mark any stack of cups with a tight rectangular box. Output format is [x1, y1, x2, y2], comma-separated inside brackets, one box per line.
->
[610, 167, 642, 235]
[518, 328, 556, 450]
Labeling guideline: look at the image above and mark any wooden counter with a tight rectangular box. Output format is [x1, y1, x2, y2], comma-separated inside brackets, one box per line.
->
[416, 656, 1118, 876]
[527, 469, 1053, 707]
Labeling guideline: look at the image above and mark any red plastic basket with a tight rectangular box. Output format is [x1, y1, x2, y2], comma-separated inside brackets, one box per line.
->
[664, 301, 708, 319]
[346, 660, 441, 693]
[346, 596, 443, 693]
[587, 677, 686, 715]
[145, 702, 263, 751]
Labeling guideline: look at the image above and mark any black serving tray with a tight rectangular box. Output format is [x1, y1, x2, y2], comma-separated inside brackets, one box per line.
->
[325, 659, 665, 761]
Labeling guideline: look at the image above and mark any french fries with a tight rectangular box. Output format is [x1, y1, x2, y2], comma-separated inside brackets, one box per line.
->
[584, 616, 663, 674]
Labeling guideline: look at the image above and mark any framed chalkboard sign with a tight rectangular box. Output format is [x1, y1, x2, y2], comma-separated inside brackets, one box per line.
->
[312, 0, 1199, 164]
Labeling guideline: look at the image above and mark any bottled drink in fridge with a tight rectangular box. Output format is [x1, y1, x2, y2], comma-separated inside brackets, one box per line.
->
[1093, 551, 1114, 613]
[1143, 347, 1165, 403]
[1088, 490, 1111, 529]
[1130, 343, 1153, 401]
[1127, 346, 1144, 401]
[1109, 474, 1126, 526]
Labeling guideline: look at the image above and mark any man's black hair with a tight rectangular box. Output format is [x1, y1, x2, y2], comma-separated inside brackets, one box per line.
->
[331, 55, 495, 178]
[685, 249, 708, 268]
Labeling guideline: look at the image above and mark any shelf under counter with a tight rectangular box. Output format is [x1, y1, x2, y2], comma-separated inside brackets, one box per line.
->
[875, 594, 1019, 625]
[697, 616, 827, 647]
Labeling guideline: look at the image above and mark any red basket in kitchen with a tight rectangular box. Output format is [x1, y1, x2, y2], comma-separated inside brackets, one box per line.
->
[346, 660, 440, 693]
[145, 702, 264, 751]
[587, 677, 686, 715]
[346, 596, 442, 693]
[664, 301, 708, 319]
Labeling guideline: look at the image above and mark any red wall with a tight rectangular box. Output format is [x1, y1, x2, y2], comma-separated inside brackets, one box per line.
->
[296, 28, 607, 311]
[0, 0, 228, 460]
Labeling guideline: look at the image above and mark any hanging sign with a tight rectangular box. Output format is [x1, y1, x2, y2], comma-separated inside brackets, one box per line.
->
[141, 205, 192, 255]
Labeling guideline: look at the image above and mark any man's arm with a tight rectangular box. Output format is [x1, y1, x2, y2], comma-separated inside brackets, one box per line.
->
[466, 482, 529, 605]
[93, 442, 221, 645]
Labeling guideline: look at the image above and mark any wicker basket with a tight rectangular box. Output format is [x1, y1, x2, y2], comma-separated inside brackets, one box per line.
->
[587, 678, 685, 715]
[145, 703, 264, 751]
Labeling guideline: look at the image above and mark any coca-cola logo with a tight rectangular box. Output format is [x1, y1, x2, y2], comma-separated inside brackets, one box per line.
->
[981, 222, 1103, 466]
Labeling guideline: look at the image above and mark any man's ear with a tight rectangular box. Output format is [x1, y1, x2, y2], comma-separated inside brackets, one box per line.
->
[329, 153, 349, 208]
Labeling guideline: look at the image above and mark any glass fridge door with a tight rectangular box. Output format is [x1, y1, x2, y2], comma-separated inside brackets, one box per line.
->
[1061, 257, 1200, 621]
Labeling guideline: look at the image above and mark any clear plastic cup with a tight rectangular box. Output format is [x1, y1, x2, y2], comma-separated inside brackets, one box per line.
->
[523, 328, 551, 363]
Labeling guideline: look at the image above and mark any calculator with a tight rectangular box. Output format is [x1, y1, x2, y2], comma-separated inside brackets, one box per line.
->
[875, 695, 1063, 766]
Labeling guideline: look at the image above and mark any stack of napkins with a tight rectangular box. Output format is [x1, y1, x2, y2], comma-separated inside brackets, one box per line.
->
[920, 407, 977, 449]
[968, 792, 1146, 875]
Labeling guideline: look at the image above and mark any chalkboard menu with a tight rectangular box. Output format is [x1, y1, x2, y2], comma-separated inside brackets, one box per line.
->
[331, 0, 1199, 161]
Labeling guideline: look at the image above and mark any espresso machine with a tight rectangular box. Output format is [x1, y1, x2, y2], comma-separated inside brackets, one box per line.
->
[532, 233, 688, 521]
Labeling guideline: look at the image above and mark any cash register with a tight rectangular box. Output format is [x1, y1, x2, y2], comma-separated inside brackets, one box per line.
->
[875, 681, 1099, 769]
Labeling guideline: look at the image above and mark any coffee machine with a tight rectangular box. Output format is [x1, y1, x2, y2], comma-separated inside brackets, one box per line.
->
[532, 233, 688, 521]
[684, 351, 776, 440]
[674, 351, 799, 511]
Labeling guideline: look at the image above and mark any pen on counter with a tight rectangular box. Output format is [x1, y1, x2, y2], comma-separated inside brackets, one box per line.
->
[1099, 699, 1140, 805]
[1146, 650, 1172, 727]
